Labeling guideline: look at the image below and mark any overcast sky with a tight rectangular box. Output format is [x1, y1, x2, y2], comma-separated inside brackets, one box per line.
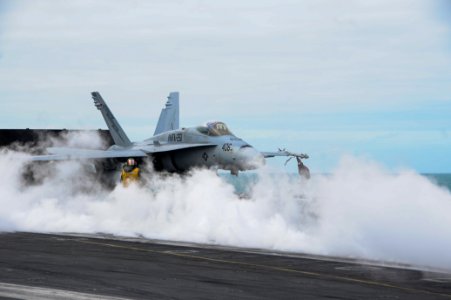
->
[0, 0, 450, 172]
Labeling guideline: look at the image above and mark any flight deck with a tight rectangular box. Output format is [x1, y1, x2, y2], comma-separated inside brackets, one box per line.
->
[0, 232, 450, 299]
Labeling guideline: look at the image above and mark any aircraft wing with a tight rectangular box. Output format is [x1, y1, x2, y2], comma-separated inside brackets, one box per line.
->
[31, 143, 216, 161]
[261, 149, 309, 159]
[31, 148, 149, 161]
[139, 143, 215, 153]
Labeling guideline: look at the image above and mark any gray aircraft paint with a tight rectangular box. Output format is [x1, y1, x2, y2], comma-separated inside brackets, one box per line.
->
[32, 92, 308, 175]
[154, 92, 179, 136]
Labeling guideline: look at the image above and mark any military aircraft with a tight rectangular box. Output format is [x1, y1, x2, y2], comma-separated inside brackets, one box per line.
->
[32, 92, 309, 177]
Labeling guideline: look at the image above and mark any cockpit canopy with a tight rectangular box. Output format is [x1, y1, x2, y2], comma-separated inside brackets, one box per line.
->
[196, 121, 234, 137]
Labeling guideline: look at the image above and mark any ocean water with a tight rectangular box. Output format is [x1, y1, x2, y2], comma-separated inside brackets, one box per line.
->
[424, 174, 451, 192]
[222, 173, 451, 196]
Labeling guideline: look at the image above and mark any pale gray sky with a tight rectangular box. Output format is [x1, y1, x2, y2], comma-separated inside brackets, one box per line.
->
[1, 0, 450, 172]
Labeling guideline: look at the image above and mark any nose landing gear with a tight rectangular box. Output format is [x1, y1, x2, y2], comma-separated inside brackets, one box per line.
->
[296, 157, 310, 179]
[283, 152, 310, 180]
[231, 168, 239, 176]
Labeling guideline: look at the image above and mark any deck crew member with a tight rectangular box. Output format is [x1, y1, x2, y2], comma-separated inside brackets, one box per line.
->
[120, 158, 140, 187]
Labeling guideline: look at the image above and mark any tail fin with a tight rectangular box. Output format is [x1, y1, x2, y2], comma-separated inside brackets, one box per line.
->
[154, 92, 179, 135]
[91, 91, 132, 147]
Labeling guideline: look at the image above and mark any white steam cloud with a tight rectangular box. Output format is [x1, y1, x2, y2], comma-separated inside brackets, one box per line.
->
[0, 143, 451, 271]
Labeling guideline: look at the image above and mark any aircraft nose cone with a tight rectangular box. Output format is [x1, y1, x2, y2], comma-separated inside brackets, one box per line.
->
[238, 146, 265, 170]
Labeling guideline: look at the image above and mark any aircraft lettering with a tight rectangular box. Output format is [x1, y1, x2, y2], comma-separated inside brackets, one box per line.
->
[168, 133, 183, 142]
[222, 143, 233, 152]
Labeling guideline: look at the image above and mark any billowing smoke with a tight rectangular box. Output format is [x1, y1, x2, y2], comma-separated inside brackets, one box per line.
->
[0, 137, 451, 271]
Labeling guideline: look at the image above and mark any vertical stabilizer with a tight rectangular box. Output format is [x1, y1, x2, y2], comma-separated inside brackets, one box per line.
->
[91, 92, 132, 147]
[154, 92, 179, 135]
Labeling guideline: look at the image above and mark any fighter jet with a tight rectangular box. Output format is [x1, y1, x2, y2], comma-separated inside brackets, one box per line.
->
[32, 92, 309, 177]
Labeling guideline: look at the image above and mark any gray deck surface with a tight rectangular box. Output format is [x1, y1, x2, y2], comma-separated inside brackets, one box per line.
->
[0, 232, 450, 299]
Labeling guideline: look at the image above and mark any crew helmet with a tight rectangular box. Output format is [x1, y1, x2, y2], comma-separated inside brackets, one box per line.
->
[127, 158, 136, 166]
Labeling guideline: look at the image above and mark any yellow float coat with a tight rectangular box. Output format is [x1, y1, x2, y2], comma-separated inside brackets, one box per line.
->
[120, 167, 140, 187]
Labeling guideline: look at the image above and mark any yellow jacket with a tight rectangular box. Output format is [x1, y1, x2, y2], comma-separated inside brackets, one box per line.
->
[120, 167, 140, 187]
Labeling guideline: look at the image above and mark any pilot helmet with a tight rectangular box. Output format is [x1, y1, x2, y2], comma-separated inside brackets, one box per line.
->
[127, 158, 136, 166]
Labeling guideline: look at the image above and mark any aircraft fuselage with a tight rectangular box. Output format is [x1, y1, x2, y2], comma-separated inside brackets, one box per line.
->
[127, 125, 265, 174]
